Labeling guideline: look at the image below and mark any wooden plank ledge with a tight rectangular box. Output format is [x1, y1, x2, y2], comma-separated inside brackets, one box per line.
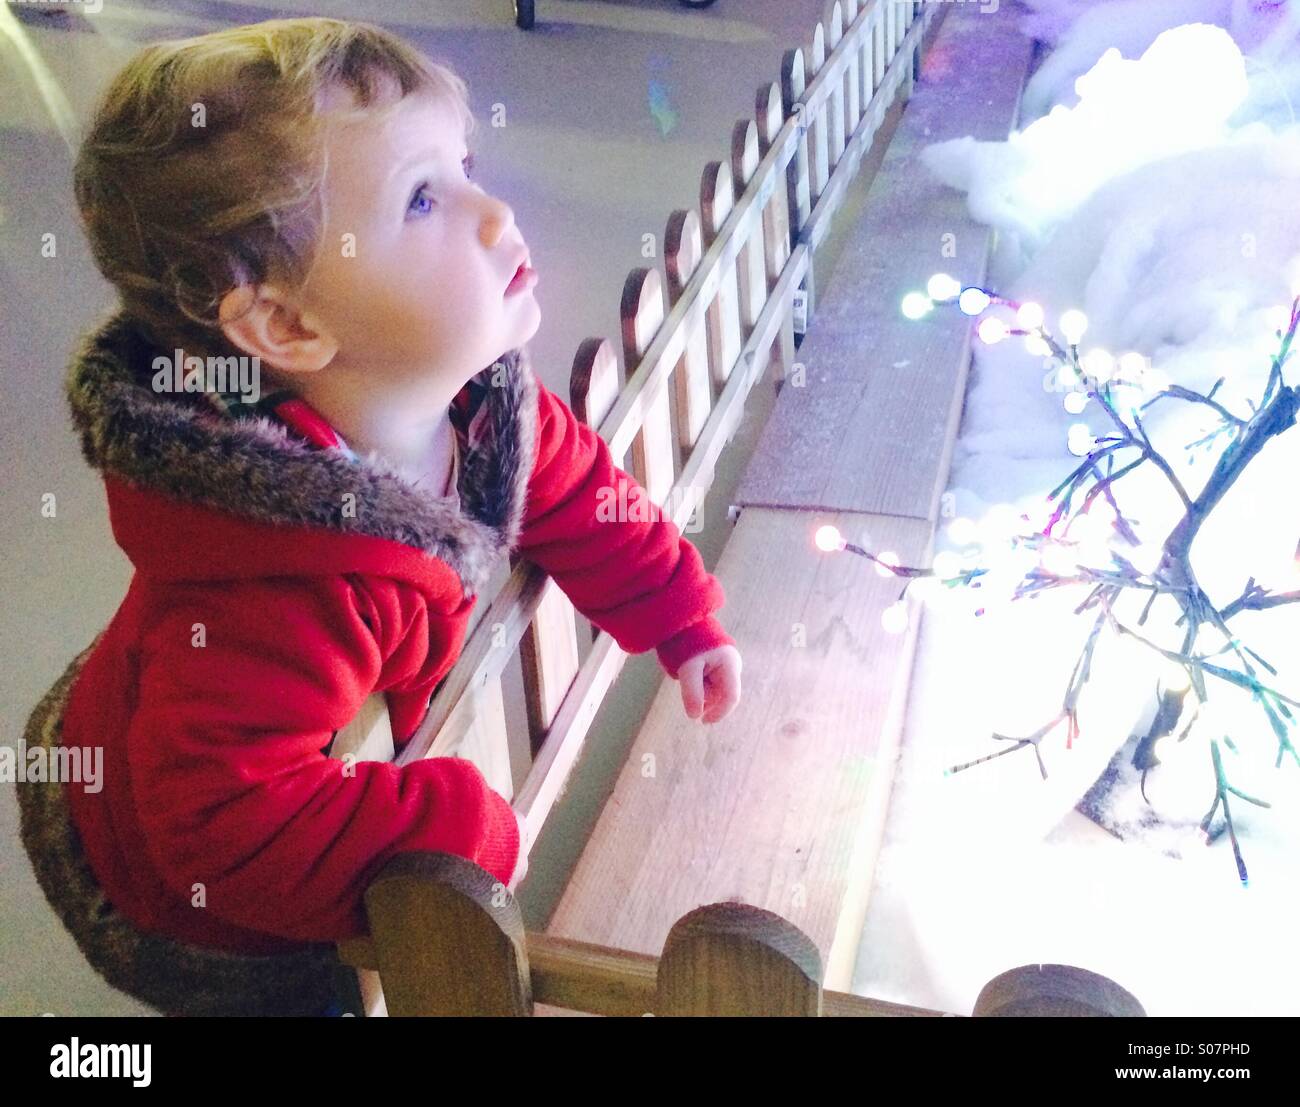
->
[541, 507, 931, 998]
[733, 6, 1037, 520]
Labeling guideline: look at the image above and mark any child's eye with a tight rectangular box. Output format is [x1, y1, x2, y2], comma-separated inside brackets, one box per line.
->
[406, 155, 477, 218]
[408, 181, 434, 217]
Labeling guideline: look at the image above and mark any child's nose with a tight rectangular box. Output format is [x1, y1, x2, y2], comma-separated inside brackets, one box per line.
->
[478, 195, 515, 247]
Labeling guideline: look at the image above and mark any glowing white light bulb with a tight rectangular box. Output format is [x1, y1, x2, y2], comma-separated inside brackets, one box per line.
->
[1063, 391, 1089, 415]
[1016, 301, 1045, 330]
[881, 601, 910, 634]
[947, 517, 979, 545]
[1024, 334, 1052, 357]
[814, 524, 843, 552]
[901, 292, 934, 320]
[978, 317, 1009, 344]
[1081, 347, 1115, 383]
[1117, 351, 1147, 385]
[959, 287, 992, 316]
[927, 273, 962, 301]
[875, 550, 901, 577]
[1059, 309, 1088, 346]
[1067, 422, 1095, 457]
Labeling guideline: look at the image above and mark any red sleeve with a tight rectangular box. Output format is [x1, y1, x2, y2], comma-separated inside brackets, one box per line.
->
[515, 379, 735, 677]
[128, 577, 520, 943]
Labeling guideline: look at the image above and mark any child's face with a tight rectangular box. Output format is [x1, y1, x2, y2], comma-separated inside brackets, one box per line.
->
[295, 88, 539, 398]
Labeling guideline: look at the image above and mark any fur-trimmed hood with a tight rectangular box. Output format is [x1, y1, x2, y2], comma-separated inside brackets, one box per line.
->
[15, 310, 543, 1016]
[19, 637, 355, 1017]
[66, 310, 540, 598]
[20, 310, 733, 1015]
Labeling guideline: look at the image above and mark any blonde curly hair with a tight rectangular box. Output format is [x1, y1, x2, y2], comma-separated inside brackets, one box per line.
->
[74, 17, 476, 361]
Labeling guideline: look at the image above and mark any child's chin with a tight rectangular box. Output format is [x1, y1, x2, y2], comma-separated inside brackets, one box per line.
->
[515, 309, 542, 343]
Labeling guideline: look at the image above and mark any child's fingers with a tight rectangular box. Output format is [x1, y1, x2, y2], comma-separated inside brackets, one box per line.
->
[679, 662, 705, 719]
[702, 664, 741, 723]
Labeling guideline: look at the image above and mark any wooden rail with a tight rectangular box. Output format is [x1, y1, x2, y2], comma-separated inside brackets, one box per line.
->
[337, 852, 1145, 1016]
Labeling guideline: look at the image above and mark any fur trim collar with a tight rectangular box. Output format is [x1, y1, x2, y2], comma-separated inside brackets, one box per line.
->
[15, 314, 543, 1013]
[18, 641, 352, 1016]
[66, 311, 539, 598]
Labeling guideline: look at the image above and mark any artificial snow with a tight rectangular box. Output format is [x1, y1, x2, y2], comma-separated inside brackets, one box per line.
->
[1018, 0, 1299, 122]
[852, 17, 1300, 1016]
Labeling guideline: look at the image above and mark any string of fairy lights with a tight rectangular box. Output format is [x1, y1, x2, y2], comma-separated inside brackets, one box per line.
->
[808, 272, 1300, 884]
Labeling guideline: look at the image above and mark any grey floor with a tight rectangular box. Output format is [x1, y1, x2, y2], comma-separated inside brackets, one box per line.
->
[1, 0, 890, 1014]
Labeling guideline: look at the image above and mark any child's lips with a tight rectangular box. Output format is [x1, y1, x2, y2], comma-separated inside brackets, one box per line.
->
[505, 262, 538, 295]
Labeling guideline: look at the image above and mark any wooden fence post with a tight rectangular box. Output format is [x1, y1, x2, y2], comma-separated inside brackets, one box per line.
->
[656, 902, 824, 1016]
[363, 852, 532, 1016]
[974, 964, 1147, 1017]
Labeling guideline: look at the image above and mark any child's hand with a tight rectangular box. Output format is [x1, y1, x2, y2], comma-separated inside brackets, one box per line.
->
[675, 644, 742, 724]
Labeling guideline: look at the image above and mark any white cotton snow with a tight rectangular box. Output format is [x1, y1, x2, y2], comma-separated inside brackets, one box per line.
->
[1018, 0, 1299, 121]
[922, 24, 1250, 252]
[852, 16, 1300, 1016]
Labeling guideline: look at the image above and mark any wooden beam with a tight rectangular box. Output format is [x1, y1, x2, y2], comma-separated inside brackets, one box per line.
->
[542, 509, 932, 993]
[733, 6, 1036, 521]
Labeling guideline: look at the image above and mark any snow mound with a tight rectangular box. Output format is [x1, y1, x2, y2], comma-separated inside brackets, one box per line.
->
[922, 24, 1249, 249]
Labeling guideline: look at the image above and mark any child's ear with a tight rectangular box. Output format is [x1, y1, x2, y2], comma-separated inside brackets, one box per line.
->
[217, 284, 338, 375]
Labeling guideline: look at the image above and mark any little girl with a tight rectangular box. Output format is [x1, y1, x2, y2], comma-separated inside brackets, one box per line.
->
[19, 17, 742, 1017]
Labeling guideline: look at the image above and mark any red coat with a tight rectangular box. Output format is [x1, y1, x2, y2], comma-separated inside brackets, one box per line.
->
[18, 314, 733, 1015]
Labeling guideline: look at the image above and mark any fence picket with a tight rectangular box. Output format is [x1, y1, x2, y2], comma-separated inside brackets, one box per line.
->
[755, 83, 797, 388]
[805, 23, 830, 203]
[619, 269, 677, 508]
[664, 208, 714, 455]
[699, 160, 746, 392]
[730, 121, 769, 336]
[822, 4, 847, 171]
